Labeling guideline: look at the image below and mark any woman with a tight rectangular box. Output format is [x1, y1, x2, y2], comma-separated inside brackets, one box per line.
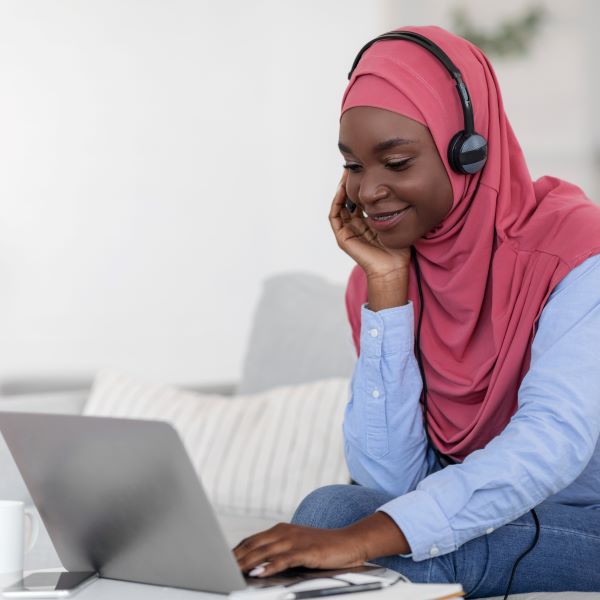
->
[233, 25, 600, 598]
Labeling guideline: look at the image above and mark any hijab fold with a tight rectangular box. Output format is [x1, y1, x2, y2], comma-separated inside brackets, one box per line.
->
[342, 26, 600, 462]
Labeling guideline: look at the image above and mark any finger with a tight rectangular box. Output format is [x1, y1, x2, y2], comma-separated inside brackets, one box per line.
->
[233, 536, 259, 560]
[353, 220, 379, 244]
[238, 542, 291, 574]
[330, 193, 358, 236]
[247, 561, 271, 577]
[339, 205, 353, 227]
[251, 552, 305, 578]
[329, 175, 349, 230]
[330, 170, 350, 210]
[237, 538, 294, 573]
[233, 528, 282, 561]
[339, 210, 378, 246]
[232, 536, 251, 553]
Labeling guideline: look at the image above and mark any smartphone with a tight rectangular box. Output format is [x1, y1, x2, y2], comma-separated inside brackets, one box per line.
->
[2, 571, 97, 598]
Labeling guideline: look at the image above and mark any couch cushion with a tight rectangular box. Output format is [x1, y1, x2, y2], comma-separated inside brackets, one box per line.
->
[237, 271, 356, 395]
[84, 370, 351, 522]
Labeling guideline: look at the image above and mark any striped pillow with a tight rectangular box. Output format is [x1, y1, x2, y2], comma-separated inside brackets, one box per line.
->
[83, 370, 351, 521]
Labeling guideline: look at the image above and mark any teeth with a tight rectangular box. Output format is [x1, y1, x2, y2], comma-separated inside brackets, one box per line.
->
[373, 210, 402, 221]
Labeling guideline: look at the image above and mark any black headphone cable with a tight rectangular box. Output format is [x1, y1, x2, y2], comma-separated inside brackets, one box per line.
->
[410, 244, 540, 600]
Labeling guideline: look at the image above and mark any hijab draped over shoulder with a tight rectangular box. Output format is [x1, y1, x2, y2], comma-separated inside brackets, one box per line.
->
[343, 25, 600, 462]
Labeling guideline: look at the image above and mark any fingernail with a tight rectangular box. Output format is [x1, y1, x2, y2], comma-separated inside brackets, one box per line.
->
[249, 565, 266, 576]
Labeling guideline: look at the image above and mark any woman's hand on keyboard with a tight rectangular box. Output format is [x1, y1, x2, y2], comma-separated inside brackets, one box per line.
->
[233, 512, 410, 578]
[232, 522, 364, 578]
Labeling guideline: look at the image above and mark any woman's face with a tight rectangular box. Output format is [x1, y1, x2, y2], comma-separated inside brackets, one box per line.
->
[338, 106, 453, 249]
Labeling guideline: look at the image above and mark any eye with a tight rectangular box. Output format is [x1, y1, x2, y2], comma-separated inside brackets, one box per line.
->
[385, 158, 412, 171]
[342, 163, 361, 173]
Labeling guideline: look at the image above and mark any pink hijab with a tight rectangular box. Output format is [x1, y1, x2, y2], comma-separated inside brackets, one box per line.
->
[343, 26, 600, 462]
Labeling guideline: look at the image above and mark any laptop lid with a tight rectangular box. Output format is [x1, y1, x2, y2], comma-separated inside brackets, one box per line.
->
[0, 412, 247, 594]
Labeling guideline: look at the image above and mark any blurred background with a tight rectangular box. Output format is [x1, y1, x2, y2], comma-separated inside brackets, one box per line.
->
[0, 0, 598, 391]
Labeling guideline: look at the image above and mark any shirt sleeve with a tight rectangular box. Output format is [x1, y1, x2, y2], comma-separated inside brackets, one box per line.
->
[375, 253, 600, 561]
[342, 299, 433, 503]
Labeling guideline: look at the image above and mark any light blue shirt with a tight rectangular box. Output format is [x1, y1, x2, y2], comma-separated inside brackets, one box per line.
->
[343, 252, 600, 562]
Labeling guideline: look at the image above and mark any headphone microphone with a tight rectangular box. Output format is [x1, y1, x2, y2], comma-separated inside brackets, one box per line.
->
[348, 30, 488, 176]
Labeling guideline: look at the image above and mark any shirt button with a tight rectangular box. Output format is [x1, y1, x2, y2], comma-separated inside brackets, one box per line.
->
[369, 328, 379, 337]
[372, 389, 380, 398]
[429, 545, 440, 556]
[486, 527, 494, 534]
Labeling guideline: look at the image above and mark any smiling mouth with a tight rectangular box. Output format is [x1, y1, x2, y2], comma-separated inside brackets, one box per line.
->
[366, 206, 411, 231]
[371, 209, 407, 221]
[363, 205, 411, 219]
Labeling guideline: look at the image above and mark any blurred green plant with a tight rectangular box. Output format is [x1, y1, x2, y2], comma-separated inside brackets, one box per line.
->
[451, 4, 547, 58]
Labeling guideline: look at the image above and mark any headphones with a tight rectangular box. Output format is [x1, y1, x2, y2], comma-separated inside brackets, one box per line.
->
[348, 30, 488, 175]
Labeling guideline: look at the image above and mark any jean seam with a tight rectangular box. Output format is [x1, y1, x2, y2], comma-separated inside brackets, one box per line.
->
[426, 555, 433, 583]
[507, 521, 600, 542]
[465, 534, 491, 599]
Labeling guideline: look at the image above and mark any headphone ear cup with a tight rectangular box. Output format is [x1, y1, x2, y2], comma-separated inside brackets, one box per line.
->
[447, 131, 467, 173]
[448, 131, 488, 174]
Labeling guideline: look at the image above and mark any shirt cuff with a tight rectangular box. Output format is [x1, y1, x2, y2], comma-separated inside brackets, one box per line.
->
[360, 301, 414, 357]
[376, 489, 456, 562]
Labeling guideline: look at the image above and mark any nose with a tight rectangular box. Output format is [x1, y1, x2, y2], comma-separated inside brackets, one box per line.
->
[357, 171, 389, 209]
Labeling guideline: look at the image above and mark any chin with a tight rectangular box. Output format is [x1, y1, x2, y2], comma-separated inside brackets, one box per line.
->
[378, 232, 415, 250]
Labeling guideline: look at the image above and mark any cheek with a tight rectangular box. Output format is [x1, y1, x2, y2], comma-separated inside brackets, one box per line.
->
[387, 171, 435, 210]
[392, 177, 424, 200]
[408, 164, 453, 216]
[435, 172, 454, 218]
[427, 156, 454, 215]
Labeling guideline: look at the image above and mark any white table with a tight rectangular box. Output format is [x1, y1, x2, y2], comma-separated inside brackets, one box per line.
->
[0, 573, 222, 599]
[65, 578, 223, 599]
[1, 573, 465, 600]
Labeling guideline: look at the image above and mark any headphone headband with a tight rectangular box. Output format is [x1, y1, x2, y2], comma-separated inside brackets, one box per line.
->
[347, 30, 487, 174]
[347, 30, 474, 135]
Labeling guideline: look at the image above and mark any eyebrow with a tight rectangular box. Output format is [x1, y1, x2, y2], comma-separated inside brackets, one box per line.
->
[338, 137, 418, 155]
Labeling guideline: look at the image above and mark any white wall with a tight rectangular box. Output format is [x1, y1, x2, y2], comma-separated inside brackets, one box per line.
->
[0, 1, 385, 386]
[0, 1, 597, 387]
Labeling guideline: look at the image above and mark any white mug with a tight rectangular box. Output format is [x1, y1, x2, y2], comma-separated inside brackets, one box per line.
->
[0, 500, 39, 580]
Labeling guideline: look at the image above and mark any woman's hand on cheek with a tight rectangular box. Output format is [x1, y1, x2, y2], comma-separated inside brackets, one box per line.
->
[232, 523, 366, 578]
[329, 170, 411, 278]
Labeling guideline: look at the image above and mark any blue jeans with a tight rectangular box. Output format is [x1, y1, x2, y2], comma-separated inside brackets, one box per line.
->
[290, 484, 600, 599]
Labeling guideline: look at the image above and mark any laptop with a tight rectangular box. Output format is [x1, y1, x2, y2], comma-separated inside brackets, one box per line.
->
[0, 413, 402, 594]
